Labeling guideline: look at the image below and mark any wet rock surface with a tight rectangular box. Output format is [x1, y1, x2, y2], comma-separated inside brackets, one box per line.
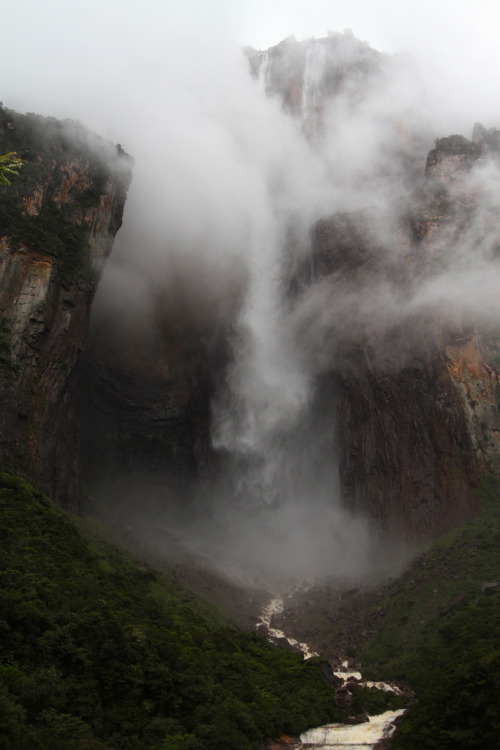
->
[0, 106, 131, 508]
[305, 132, 500, 541]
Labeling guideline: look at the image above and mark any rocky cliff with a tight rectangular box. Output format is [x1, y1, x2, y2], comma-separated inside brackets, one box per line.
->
[80, 33, 431, 511]
[79, 294, 222, 485]
[0, 106, 131, 509]
[2, 49, 499, 557]
[306, 128, 500, 539]
[246, 31, 386, 129]
[79, 127, 500, 552]
[246, 31, 429, 191]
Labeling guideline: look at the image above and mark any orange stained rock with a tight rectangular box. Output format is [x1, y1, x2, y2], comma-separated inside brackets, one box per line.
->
[445, 333, 496, 404]
[16, 246, 54, 272]
[266, 736, 298, 749]
[23, 184, 45, 216]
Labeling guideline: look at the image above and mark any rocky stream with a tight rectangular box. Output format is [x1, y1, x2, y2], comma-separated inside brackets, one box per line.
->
[257, 595, 406, 750]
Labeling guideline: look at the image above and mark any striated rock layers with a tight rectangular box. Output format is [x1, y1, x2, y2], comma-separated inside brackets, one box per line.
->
[0, 106, 131, 509]
[306, 129, 500, 539]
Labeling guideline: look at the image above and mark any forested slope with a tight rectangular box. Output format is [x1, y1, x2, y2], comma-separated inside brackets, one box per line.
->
[0, 469, 338, 750]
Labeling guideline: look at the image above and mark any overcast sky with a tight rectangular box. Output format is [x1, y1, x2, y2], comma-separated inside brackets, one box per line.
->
[2, 0, 500, 141]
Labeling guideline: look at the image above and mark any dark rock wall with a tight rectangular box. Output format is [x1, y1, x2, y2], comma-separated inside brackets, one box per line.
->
[309, 133, 500, 539]
[0, 106, 131, 509]
[336, 337, 479, 538]
[1, 101, 498, 548]
[79, 307, 221, 485]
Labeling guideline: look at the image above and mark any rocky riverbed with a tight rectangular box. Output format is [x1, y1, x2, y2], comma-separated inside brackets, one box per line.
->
[258, 594, 409, 750]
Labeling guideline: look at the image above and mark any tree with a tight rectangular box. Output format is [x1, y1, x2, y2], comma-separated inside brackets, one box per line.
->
[0, 151, 23, 185]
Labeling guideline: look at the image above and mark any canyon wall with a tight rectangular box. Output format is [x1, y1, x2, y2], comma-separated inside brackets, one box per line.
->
[79, 296, 222, 486]
[80, 129, 500, 546]
[309, 130, 500, 538]
[79, 36, 500, 548]
[2, 41, 500, 552]
[0, 106, 131, 509]
[246, 31, 430, 190]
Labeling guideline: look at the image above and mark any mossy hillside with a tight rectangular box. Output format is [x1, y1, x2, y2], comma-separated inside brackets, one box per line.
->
[80, 478, 270, 631]
[390, 589, 500, 749]
[358, 478, 500, 679]
[354, 477, 500, 748]
[0, 105, 126, 286]
[0, 469, 338, 750]
[0, 190, 91, 286]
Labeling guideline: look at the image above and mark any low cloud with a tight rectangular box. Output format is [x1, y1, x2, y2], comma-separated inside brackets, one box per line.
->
[3, 3, 500, 589]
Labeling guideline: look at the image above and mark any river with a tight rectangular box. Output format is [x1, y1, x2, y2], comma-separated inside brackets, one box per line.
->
[298, 708, 405, 748]
[258, 596, 406, 750]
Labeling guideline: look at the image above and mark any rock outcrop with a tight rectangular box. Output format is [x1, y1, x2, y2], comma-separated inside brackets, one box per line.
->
[0, 106, 131, 509]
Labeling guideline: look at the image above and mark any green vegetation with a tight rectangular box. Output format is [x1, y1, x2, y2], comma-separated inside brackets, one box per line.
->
[0, 104, 124, 286]
[350, 686, 406, 716]
[391, 591, 500, 748]
[435, 134, 477, 155]
[0, 191, 91, 285]
[0, 151, 23, 185]
[0, 468, 338, 750]
[358, 477, 500, 748]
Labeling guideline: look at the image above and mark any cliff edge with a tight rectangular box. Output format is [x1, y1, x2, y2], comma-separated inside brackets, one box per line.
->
[0, 105, 132, 508]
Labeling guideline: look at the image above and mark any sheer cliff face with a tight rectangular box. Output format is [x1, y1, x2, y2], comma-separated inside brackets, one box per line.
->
[308, 132, 500, 539]
[81, 132, 500, 555]
[80, 295, 224, 485]
[246, 32, 384, 126]
[0, 107, 131, 509]
[246, 32, 430, 192]
[82, 33, 430, 493]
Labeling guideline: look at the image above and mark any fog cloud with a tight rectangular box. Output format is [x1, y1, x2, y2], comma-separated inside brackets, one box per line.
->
[3, 1, 500, 589]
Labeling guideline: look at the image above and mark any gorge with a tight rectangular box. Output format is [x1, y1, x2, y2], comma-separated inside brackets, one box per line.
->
[80, 32, 500, 589]
[1, 22, 500, 750]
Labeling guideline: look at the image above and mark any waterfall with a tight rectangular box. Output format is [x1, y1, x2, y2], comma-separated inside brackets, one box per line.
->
[257, 595, 318, 659]
[301, 40, 326, 121]
[299, 710, 405, 748]
[87, 30, 430, 589]
[258, 50, 271, 92]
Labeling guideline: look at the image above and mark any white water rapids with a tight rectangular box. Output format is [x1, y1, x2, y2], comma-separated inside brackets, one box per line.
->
[299, 709, 405, 749]
[257, 596, 318, 660]
[258, 597, 405, 749]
